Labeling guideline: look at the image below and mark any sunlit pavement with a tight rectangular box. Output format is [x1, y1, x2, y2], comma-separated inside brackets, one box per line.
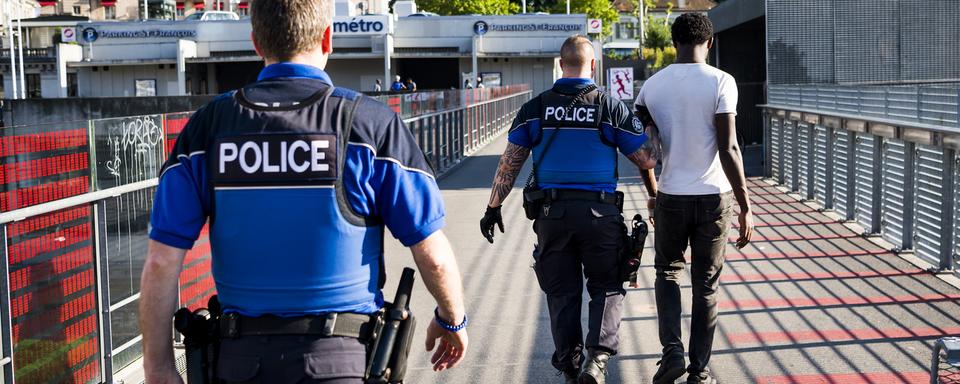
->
[383, 134, 960, 384]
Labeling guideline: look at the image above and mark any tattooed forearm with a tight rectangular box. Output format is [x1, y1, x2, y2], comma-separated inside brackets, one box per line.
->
[488, 143, 531, 207]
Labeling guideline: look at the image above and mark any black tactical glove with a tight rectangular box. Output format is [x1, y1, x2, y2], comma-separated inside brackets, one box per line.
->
[480, 206, 504, 244]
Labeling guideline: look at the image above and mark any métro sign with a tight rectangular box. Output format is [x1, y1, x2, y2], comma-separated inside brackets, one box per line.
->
[332, 15, 392, 36]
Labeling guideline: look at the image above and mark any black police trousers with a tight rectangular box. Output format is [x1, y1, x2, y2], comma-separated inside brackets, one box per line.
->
[218, 335, 366, 383]
[653, 192, 733, 375]
[532, 199, 626, 372]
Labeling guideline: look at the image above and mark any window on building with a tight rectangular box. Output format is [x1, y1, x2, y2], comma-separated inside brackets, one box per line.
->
[73, 5, 81, 14]
[105, 5, 116, 19]
[176, 7, 185, 18]
[67, 73, 78, 97]
[615, 22, 636, 40]
[26, 73, 41, 98]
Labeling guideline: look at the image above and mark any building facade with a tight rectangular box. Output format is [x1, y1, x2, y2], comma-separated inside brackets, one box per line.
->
[3, 13, 588, 99]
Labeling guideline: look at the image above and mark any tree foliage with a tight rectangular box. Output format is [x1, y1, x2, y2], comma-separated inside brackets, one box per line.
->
[418, 0, 519, 15]
[644, 17, 671, 50]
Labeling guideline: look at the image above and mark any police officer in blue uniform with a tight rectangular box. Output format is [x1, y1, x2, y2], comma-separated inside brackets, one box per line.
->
[481, 35, 659, 384]
[139, 1, 469, 382]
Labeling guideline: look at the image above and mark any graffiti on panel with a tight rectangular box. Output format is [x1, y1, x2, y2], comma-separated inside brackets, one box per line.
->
[94, 115, 165, 190]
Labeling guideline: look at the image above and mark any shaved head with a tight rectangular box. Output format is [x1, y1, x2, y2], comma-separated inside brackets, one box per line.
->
[560, 35, 595, 70]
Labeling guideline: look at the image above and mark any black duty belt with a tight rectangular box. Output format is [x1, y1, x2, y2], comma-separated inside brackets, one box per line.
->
[544, 188, 619, 205]
[219, 312, 380, 341]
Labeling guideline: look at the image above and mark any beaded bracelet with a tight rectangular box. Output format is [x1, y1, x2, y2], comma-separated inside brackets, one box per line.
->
[434, 308, 468, 332]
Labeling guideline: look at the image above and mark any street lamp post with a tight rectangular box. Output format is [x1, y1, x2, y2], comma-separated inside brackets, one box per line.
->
[5, 0, 20, 99]
[16, 0, 25, 98]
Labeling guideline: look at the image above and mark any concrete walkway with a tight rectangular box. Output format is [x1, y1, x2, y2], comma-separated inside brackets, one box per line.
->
[383, 134, 960, 384]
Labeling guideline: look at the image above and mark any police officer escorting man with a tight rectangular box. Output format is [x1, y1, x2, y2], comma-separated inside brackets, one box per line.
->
[139, 0, 469, 382]
[480, 35, 660, 384]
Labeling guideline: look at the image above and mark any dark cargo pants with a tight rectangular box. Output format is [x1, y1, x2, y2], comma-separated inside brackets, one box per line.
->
[654, 192, 733, 375]
[218, 335, 366, 383]
[532, 199, 626, 372]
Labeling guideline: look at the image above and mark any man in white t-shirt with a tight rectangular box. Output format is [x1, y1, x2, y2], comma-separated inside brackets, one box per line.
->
[634, 13, 754, 384]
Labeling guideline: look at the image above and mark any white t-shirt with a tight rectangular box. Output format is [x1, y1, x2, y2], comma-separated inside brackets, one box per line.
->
[635, 63, 738, 195]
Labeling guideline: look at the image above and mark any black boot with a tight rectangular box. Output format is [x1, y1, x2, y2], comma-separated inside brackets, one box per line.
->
[560, 369, 579, 384]
[652, 349, 685, 384]
[578, 350, 610, 384]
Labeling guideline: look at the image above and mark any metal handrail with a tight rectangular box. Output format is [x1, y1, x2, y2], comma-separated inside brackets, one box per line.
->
[0, 179, 159, 225]
[403, 90, 533, 123]
[761, 104, 960, 136]
[762, 96, 959, 272]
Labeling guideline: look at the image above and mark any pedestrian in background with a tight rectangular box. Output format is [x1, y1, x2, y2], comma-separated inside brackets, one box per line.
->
[405, 77, 418, 92]
[635, 13, 754, 384]
[464, 78, 474, 89]
[480, 35, 659, 384]
[391, 75, 406, 92]
[476, 76, 485, 88]
[374, 78, 382, 92]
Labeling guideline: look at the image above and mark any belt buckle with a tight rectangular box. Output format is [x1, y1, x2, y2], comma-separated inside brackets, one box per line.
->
[322, 313, 338, 337]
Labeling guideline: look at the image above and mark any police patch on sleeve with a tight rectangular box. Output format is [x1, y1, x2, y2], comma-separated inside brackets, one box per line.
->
[212, 134, 338, 186]
[541, 104, 602, 128]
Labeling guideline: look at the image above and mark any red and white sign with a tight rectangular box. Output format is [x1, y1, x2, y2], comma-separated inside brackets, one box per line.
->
[608, 67, 634, 100]
[61, 27, 76, 43]
[587, 19, 602, 34]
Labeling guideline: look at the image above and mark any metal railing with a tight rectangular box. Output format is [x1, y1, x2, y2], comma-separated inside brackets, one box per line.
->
[763, 84, 960, 275]
[768, 83, 960, 129]
[0, 87, 530, 384]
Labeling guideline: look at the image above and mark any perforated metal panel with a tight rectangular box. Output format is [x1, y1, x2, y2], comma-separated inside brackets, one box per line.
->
[771, 118, 782, 182]
[855, 133, 876, 229]
[784, 121, 796, 191]
[797, 123, 811, 194]
[915, 145, 946, 265]
[814, 126, 829, 205]
[882, 139, 908, 248]
[834, 130, 851, 218]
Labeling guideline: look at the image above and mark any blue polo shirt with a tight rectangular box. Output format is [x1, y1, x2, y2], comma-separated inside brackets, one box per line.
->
[149, 63, 445, 315]
[507, 77, 648, 192]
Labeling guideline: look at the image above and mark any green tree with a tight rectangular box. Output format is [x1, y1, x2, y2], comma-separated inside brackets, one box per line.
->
[644, 16, 671, 50]
[418, 0, 519, 15]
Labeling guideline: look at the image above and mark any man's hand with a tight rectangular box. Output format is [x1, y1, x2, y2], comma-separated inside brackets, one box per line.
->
[425, 318, 469, 371]
[736, 209, 754, 249]
[144, 368, 184, 384]
[646, 197, 656, 227]
[480, 206, 504, 243]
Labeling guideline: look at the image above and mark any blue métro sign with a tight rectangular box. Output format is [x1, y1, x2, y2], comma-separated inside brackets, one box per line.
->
[331, 16, 391, 35]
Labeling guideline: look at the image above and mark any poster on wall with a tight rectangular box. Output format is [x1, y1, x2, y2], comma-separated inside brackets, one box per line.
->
[135, 79, 157, 97]
[608, 67, 634, 100]
[480, 72, 502, 87]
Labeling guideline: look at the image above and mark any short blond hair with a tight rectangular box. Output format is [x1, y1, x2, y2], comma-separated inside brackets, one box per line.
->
[251, 0, 332, 61]
[560, 35, 595, 69]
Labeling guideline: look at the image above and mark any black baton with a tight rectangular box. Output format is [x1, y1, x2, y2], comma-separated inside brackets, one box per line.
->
[368, 267, 416, 383]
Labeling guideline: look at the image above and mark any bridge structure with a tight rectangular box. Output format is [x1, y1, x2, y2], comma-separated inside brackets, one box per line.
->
[0, 84, 958, 384]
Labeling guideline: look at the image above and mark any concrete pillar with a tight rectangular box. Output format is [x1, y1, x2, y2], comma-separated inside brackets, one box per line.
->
[383, 34, 392, 91]
[471, 36, 479, 88]
[177, 39, 197, 95]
